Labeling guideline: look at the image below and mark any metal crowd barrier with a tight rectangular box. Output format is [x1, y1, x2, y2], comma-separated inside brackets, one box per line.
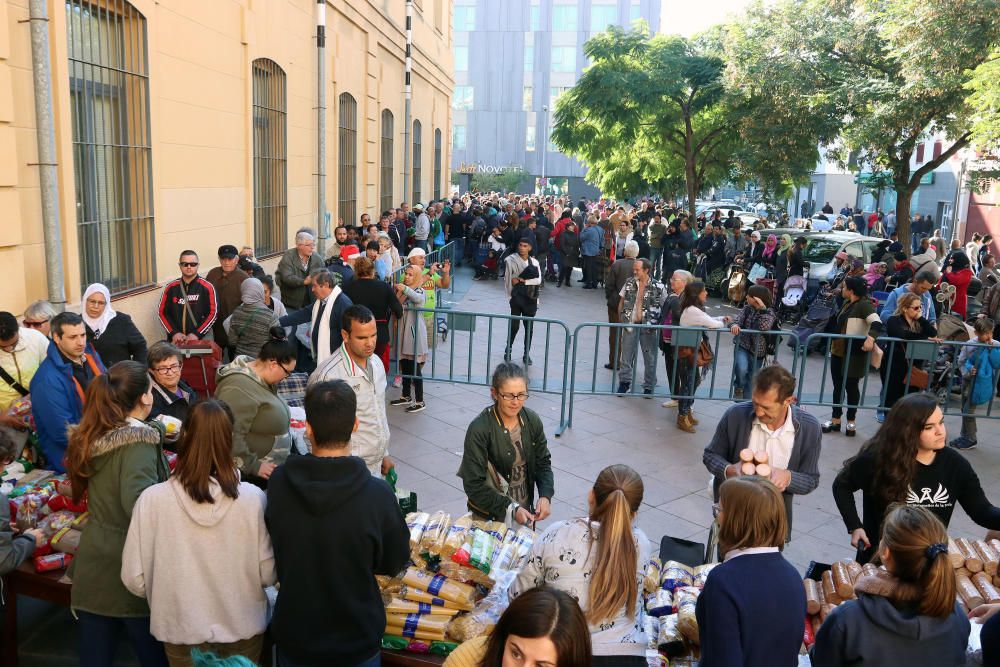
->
[389, 306, 572, 434]
[386, 239, 461, 297]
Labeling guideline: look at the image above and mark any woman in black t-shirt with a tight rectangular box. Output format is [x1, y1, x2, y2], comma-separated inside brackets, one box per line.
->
[833, 393, 1000, 563]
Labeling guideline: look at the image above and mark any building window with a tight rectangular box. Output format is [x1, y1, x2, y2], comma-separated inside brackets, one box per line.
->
[338, 93, 358, 228]
[412, 120, 422, 206]
[250, 59, 288, 257]
[453, 85, 474, 110]
[524, 45, 535, 72]
[453, 124, 466, 150]
[67, 0, 155, 293]
[591, 3, 618, 31]
[454, 46, 469, 72]
[550, 86, 571, 108]
[434, 129, 442, 199]
[551, 46, 576, 72]
[630, 1, 641, 22]
[551, 5, 578, 31]
[915, 143, 925, 164]
[529, 1, 540, 31]
[453, 4, 475, 31]
[524, 86, 533, 111]
[526, 125, 536, 151]
[381, 110, 394, 213]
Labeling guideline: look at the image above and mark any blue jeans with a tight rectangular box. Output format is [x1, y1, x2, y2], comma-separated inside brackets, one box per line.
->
[77, 611, 168, 667]
[650, 247, 663, 279]
[677, 357, 699, 415]
[415, 239, 428, 252]
[278, 648, 380, 667]
[733, 346, 763, 397]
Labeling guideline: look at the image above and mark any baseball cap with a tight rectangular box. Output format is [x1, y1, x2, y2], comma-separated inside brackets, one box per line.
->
[406, 247, 427, 260]
[413, 203, 424, 211]
[218, 244, 239, 259]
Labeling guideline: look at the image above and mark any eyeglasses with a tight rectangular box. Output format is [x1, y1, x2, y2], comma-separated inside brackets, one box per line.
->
[908, 305, 922, 311]
[498, 392, 530, 402]
[179, 262, 199, 268]
[86, 299, 106, 307]
[152, 363, 182, 374]
[23, 319, 48, 329]
[277, 362, 294, 379]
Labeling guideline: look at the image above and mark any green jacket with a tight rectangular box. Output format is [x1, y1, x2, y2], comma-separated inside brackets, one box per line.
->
[457, 406, 554, 521]
[69, 421, 169, 618]
[275, 248, 324, 310]
[215, 356, 290, 476]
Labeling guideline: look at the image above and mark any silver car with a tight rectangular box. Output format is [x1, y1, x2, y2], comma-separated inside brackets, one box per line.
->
[798, 231, 887, 286]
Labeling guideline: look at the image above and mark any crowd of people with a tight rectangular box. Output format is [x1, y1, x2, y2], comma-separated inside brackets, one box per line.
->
[2, 191, 1000, 667]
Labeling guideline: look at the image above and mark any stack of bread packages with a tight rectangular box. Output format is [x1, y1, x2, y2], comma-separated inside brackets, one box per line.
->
[639, 557, 717, 660]
[948, 537, 1000, 612]
[737, 448, 771, 478]
[801, 560, 869, 647]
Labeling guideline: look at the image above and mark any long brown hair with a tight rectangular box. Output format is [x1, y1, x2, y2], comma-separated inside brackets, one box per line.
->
[679, 281, 706, 311]
[845, 393, 938, 504]
[717, 476, 788, 556]
[480, 588, 591, 667]
[174, 399, 240, 503]
[879, 504, 956, 618]
[66, 360, 150, 500]
[587, 464, 643, 624]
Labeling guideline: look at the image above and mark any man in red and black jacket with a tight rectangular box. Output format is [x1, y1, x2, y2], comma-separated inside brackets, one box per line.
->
[157, 249, 218, 344]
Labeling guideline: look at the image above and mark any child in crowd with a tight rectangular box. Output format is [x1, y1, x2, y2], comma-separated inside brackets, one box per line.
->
[0, 428, 44, 576]
[950, 317, 1000, 450]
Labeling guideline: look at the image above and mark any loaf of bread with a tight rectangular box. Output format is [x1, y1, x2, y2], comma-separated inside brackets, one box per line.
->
[948, 538, 966, 569]
[804, 579, 821, 615]
[831, 562, 855, 600]
[821, 570, 842, 605]
[956, 538, 984, 573]
[957, 574, 985, 609]
[974, 540, 1000, 576]
[974, 572, 1000, 604]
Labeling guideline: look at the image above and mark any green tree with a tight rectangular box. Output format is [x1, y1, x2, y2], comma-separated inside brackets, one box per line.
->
[551, 25, 738, 219]
[735, 0, 1000, 247]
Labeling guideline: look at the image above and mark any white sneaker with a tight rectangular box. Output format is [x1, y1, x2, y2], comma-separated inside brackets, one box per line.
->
[392, 375, 402, 388]
[662, 399, 679, 408]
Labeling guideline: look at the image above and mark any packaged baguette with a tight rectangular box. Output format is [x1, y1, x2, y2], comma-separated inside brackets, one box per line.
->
[400, 585, 471, 611]
[419, 512, 452, 553]
[674, 586, 700, 644]
[476, 520, 507, 543]
[660, 561, 694, 592]
[510, 527, 535, 570]
[645, 588, 674, 617]
[386, 598, 461, 617]
[489, 530, 519, 572]
[973, 572, 1000, 604]
[402, 567, 477, 608]
[656, 614, 686, 657]
[440, 513, 473, 558]
[385, 612, 449, 641]
[643, 557, 662, 594]
[692, 563, 717, 588]
[406, 512, 431, 549]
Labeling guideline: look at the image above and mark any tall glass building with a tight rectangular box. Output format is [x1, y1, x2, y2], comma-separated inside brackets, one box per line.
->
[451, 0, 661, 199]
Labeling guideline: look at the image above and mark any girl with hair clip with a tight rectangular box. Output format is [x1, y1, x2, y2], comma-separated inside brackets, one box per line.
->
[509, 464, 650, 666]
[811, 505, 970, 666]
[443, 588, 591, 667]
[696, 476, 806, 667]
[122, 400, 276, 667]
[65, 360, 171, 667]
[833, 393, 1000, 564]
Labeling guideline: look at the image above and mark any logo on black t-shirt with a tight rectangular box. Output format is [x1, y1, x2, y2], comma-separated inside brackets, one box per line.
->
[907, 483, 951, 508]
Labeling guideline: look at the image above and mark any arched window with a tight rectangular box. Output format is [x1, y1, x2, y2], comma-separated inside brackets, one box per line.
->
[412, 120, 422, 206]
[338, 93, 358, 228]
[380, 110, 395, 213]
[251, 58, 288, 256]
[434, 129, 443, 199]
[67, 0, 154, 293]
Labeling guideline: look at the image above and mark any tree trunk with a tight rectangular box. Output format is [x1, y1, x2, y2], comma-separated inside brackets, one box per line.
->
[894, 185, 916, 253]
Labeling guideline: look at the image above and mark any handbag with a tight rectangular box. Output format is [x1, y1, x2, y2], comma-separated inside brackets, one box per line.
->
[747, 263, 767, 283]
[677, 338, 714, 367]
[905, 365, 929, 389]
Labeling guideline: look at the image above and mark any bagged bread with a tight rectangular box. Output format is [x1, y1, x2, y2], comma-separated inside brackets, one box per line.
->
[402, 567, 477, 608]
[692, 563, 717, 588]
[644, 557, 662, 594]
[406, 512, 431, 548]
[419, 512, 452, 553]
[385, 612, 450, 641]
[510, 527, 535, 570]
[657, 613, 687, 657]
[470, 530, 497, 574]
[400, 585, 470, 611]
[645, 588, 674, 617]
[386, 598, 461, 617]
[675, 586, 700, 644]
[660, 561, 694, 592]
[440, 514, 473, 558]
[447, 569, 516, 642]
[489, 530, 519, 572]
[50, 526, 81, 555]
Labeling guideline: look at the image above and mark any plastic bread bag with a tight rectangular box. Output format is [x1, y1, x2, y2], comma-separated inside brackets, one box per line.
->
[476, 520, 507, 543]
[451, 528, 476, 566]
[469, 529, 497, 574]
[437, 561, 490, 587]
[510, 527, 536, 570]
[644, 556, 663, 594]
[657, 613, 687, 657]
[675, 586, 700, 644]
[50, 525, 82, 555]
[447, 569, 517, 642]
[643, 614, 660, 651]
[419, 511, 452, 553]
[406, 512, 431, 548]
[37, 510, 77, 538]
[645, 588, 674, 617]
[659, 560, 694, 592]
[692, 563, 718, 589]
[440, 513, 474, 558]
[401, 567, 477, 608]
[400, 585, 471, 611]
[386, 598, 462, 617]
[384, 612, 449, 642]
[489, 530, 519, 572]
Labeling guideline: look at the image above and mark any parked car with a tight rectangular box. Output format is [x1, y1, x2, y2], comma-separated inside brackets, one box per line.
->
[799, 231, 884, 287]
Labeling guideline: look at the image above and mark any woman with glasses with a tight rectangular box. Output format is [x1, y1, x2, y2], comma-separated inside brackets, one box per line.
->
[146, 342, 194, 448]
[880, 292, 937, 413]
[215, 327, 295, 487]
[23, 299, 57, 337]
[82, 284, 148, 367]
[458, 362, 554, 527]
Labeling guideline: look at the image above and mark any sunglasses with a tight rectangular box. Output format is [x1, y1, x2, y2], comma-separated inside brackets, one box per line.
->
[23, 319, 48, 328]
[179, 262, 199, 268]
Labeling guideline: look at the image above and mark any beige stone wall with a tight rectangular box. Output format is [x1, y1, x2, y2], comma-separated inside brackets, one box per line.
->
[1, 0, 453, 342]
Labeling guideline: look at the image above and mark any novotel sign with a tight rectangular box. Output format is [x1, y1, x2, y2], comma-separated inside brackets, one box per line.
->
[457, 162, 523, 175]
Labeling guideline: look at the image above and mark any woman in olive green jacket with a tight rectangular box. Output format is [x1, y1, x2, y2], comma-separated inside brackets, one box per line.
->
[65, 360, 170, 666]
[458, 362, 554, 527]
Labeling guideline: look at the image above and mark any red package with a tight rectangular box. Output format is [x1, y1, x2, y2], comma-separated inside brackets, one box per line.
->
[34, 552, 72, 573]
[164, 451, 178, 471]
[32, 542, 53, 557]
[803, 614, 816, 647]
[47, 494, 87, 514]
[451, 539, 472, 566]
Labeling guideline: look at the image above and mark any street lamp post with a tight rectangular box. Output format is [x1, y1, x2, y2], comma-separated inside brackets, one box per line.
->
[541, 104, 549, 195]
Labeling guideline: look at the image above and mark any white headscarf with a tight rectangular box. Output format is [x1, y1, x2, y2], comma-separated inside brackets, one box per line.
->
[82, 283, 116, 337]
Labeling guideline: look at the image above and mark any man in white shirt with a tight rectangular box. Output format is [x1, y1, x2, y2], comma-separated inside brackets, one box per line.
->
[413, 203, 430, 252]
[0, 312, 49, 425]
[504, 239, 542, 365]
[308, 304, 392, 477]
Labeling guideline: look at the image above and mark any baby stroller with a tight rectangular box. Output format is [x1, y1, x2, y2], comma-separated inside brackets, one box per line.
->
[787, 289, 837, 354]
[726, 263, 749, 306]
[778, 275, 808, 324]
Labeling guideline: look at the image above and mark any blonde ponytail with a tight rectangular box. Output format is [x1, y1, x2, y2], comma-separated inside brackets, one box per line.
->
[587, 465, 643, 625]
[880, 504, 957, 619]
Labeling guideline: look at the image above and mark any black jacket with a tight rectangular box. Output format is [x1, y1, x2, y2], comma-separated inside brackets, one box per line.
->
[157, 276, 218, 339]
[279, 292, 355, 359]
[343, 279, 404, 347]
[266, 455, 409, 665]
[148, 378, 194, 427]
[86, 313, 148, 367]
